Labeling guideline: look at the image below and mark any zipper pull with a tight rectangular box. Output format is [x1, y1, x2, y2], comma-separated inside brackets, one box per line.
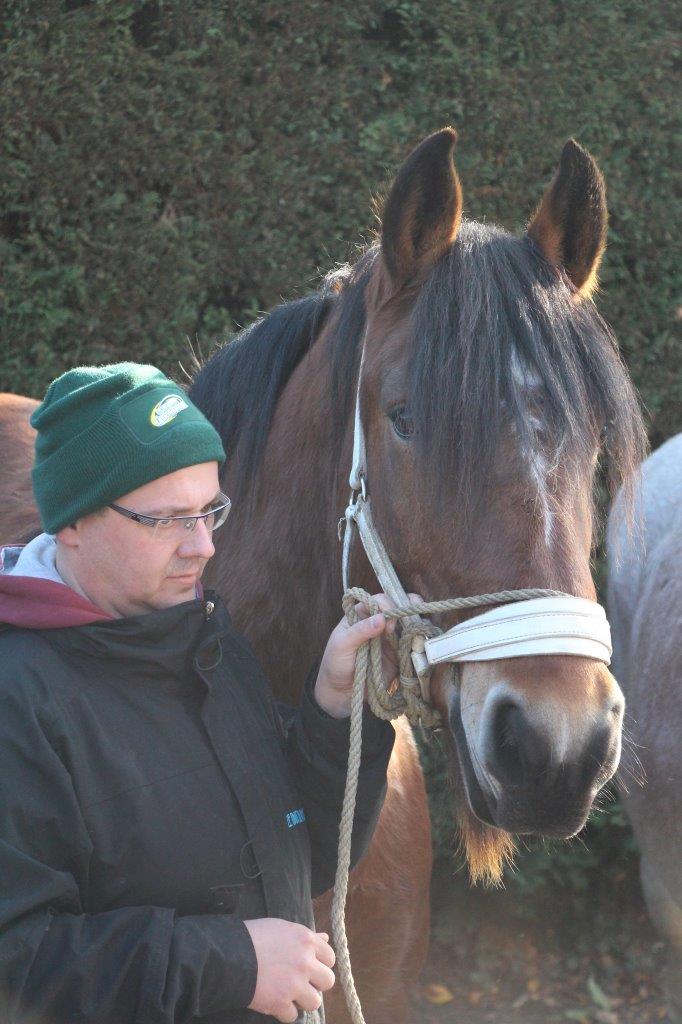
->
[205, 600, 215, 619]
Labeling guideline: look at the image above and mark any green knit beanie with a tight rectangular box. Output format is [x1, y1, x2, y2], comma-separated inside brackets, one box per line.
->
[31, 362, 226, 534]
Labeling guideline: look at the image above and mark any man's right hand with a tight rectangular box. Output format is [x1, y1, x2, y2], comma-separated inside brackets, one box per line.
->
[243, 918, 336, 1022]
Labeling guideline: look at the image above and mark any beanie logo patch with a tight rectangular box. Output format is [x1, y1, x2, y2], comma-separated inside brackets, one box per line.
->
[119, 387, 212, 446]
[150, 394, 189, 427]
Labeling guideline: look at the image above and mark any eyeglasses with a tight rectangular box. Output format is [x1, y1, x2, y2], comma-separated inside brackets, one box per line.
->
[108, 491, 231, 542]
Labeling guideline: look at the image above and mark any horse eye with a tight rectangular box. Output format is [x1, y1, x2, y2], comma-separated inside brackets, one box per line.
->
[389, 406, 414, 440]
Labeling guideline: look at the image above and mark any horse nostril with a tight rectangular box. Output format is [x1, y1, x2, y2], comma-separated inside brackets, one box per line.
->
[581, 725, 614, 790]
[487, 698, 555, 789]
[490, 701, 526, 783]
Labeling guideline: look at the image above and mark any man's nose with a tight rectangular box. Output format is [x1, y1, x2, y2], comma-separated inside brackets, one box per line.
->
[178, 518, 215, 559]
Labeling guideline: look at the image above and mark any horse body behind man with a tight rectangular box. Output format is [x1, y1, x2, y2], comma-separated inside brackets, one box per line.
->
[0, 394, 40, 546]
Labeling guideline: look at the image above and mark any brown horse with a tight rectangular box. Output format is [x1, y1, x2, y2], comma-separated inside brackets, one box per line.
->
[1, 129, 646, 1023]
[189, 129, 646, 1021]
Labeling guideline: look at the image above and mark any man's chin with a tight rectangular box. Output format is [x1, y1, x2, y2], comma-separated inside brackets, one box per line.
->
[170, 577, 200, 593]
[158, 574, 202, 604]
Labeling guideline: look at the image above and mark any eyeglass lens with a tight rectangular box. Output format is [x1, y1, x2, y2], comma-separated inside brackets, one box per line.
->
[152, 499, 231, 540]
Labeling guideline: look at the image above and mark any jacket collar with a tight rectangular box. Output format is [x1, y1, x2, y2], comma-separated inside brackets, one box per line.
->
[45, 591, 233, 683]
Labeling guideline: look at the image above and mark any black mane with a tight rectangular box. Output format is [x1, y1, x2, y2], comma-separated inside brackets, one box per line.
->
[189, 254, 374, 502]
[190, 287, 336, 501]
[191, 220, 645, 516]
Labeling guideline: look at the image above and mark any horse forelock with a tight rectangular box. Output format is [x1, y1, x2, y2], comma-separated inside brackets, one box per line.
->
[401, 221, 645, 525]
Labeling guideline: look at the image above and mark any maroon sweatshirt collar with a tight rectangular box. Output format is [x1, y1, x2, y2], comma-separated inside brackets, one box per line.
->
[0, 574, 114, 628]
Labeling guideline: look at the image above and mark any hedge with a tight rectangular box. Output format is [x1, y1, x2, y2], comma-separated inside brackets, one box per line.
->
[1, 0, 679, 446]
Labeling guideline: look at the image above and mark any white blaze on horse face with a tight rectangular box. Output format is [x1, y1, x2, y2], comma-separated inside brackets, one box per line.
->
[510, 347, 555, 549]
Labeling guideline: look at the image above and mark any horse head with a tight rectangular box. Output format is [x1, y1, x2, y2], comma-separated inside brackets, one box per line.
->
[191, 127, 646, 888]
[331, 129, 646, 882]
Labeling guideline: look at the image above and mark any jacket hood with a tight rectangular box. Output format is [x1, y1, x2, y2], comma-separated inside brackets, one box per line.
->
[0, 538, 113, 628]
[0, 535, 207, 633]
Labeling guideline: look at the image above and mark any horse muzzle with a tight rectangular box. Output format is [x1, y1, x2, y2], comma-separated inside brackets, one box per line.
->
[449, 664, 624, 837]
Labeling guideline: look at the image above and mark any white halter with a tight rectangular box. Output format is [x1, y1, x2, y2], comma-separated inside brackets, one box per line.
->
[340, 333, 612, 689]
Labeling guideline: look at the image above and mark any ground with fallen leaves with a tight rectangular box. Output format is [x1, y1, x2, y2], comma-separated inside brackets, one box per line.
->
[411, 856, 670, 1023]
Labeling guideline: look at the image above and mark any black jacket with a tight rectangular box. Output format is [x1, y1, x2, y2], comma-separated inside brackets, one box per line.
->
[0, 592, 394, 1023]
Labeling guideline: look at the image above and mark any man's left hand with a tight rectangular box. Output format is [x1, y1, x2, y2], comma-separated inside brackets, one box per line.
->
[313, 593, 422, 719]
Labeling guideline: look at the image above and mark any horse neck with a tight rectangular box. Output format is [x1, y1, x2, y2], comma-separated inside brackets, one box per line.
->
[206, 342, 351, 704]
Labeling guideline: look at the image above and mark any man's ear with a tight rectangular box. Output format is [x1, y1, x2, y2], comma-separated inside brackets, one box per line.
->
[527, 139, 608, 299]
[55, 511, 105, 548]
[380, 127, 463, 288]
[55, 523, 80, 548]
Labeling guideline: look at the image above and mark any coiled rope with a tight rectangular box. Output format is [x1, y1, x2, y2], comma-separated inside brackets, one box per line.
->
[330, 584, 564, 1024]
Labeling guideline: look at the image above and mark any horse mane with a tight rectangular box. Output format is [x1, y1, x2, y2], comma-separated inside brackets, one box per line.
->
[189, 250, 376, 503]
[190, 288, 335, 502]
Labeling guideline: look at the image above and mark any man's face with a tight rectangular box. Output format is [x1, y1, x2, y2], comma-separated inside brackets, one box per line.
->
[57, 461, 221, 618]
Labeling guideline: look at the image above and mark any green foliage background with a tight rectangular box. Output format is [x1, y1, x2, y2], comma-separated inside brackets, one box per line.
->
[1, 0, 680, 886]
[2, 0, 680, 441]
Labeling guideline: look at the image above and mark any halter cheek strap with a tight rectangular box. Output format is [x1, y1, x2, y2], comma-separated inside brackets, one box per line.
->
[349, 339, 367, 492]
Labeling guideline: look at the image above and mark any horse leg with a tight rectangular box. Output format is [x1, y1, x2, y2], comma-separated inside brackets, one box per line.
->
[314, 719, 432, 1024]
[639, 848, 682, 1023]
[624, 751, 682, 1023]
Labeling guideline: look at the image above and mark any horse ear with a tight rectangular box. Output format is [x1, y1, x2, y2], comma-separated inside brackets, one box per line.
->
[380, 127, 463, 286]
[527, 139, 608, 299]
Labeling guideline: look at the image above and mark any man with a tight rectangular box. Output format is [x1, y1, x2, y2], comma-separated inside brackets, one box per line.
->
[0, 363, 398, 1024]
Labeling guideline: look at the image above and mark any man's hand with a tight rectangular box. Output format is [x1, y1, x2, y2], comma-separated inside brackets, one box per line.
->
[314, 592, 423, 718]
[244, 918, 335, 1022]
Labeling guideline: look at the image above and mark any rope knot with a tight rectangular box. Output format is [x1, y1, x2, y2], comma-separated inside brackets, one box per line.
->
[398, 673, 419, 692]
[341, 586, 443, 729]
